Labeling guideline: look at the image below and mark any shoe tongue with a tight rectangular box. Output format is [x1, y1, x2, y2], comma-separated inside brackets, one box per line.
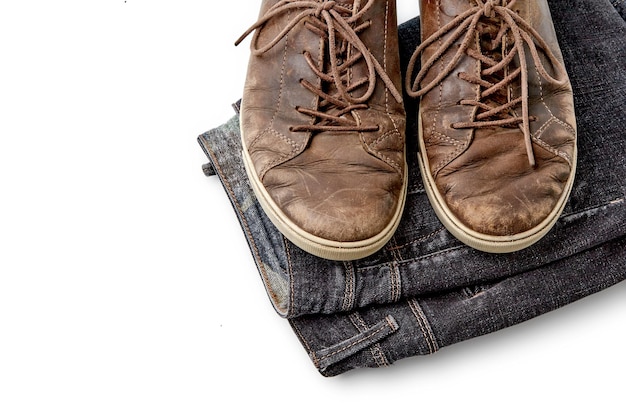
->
[318, 0, 367, 108]
[334, 0, 359, 17]
[477, 17, 517, 117]
[308, 0, 386, 129]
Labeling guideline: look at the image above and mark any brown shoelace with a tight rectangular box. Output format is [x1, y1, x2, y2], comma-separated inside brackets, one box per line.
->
[236, 0, 403, 133]
[405, 0, 568, 166]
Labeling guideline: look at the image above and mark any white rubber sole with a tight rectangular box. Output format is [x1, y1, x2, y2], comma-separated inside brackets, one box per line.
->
[240, 129, 407, 261]
[417, 114, 577, 253]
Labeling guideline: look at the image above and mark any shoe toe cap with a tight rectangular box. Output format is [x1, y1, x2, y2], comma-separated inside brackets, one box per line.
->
[262, 136, 405, 243]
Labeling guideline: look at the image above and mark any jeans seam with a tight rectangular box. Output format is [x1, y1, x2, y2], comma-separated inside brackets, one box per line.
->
[314, 316, 398, 368]
[284, 235, 295, 317]
[318, 327, 386, 362]
[290, 321, 319, 369]
[388, 236, 403, 303]
[408, 299, 439, 354]
[360, 196, 626, 273]
[390, 262, 402, 303]
[358, 244, 466, 272]
[561, 198, 625, 218]
[387, 227, 446, 251]
[202, 143, 281, 312]
[349, 313, 390, 368]
[342, 261, 356, 312]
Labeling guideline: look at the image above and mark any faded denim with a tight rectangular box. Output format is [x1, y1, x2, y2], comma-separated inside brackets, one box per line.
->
[198, 0, 626, 376]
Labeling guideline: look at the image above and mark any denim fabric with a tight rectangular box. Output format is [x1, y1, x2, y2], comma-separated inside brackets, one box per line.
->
[612, 0, 626, 20]
[198, 0, 626, 376]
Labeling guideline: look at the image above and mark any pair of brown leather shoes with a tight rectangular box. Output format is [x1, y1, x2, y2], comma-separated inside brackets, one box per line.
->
[236, 0, 577, 260]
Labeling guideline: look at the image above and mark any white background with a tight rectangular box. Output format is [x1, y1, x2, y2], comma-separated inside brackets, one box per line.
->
[1, 1, 624, 416]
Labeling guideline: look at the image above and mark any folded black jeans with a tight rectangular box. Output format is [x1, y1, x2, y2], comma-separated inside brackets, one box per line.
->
[198, 0, 626, 376]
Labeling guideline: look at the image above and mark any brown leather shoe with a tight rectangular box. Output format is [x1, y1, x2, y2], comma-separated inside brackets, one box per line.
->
[236, 0, 407, 260]
[406, 0, 577, 253]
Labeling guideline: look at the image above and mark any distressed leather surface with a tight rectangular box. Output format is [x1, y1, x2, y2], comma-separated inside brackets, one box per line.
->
[419, 0, 576, 236]
[240, 0, 406, 243]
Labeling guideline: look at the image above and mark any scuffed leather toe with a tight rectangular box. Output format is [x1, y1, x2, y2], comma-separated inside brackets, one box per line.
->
[439, 129, 572, 236]
[263, 131, 404, 243]
[409, 0, 577, 252]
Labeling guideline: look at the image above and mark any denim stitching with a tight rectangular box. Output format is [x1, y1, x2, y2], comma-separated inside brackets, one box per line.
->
[387, 227, 446, 251]
[390, 261, 402, 303]
[349, 313, 390, 368]
[204, 2, 626, 375]
[284, 235, 295, 317]
[342, 261, 356, 311]
[203, 145, 278, 308]
[561, 198, 625, 218]
[316, 316, 398, 364]
[291, 321, 319, 369]
[388, 236, 404, 303]
[407, 299, 432, 353]
[318, 327, 387, 362]
[358, 244, 466, 271]
[371, 319, 392, 367]
[408, 299, 439, 354]
[388, 235, 404, 261]
[360, 198, 626, 272]
[418, 301, 438, 351]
